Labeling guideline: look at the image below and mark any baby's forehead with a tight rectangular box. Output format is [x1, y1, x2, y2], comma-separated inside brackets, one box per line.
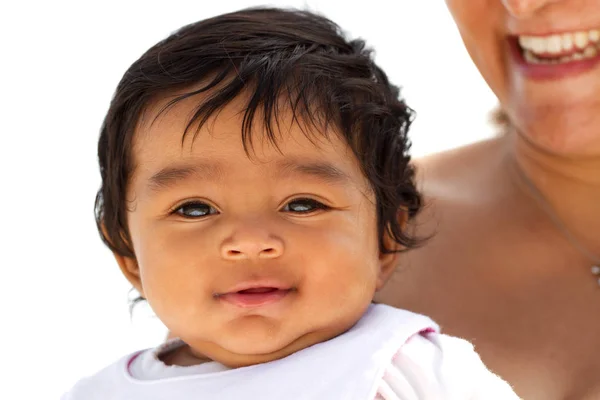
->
[127, 93, 370, 194]
[133, 92, 352, 164]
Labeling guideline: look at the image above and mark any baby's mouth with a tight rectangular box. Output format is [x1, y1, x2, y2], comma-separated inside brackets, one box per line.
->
[219, 287, 292, 308]
[516, 28, 600, 64]
[236, 287, 280, 294]
[216, 281, 295, 308]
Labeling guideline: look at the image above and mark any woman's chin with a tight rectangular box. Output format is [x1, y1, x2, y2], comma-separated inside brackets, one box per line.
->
[513, 116, 600, 157]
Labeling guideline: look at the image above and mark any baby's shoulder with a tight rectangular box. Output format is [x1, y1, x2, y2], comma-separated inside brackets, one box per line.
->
[389, 332, 520, 399]
[61, 351, 141, 400]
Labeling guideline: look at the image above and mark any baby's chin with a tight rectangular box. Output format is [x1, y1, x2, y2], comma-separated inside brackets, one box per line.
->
[186, 323, 354, 368]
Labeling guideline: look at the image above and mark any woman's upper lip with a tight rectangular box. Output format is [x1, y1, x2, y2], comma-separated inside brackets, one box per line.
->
[508, 26, 600, 37]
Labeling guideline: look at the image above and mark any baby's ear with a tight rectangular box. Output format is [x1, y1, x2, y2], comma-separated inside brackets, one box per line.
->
[100, 222, 144, 296]
[376, 243, 400, 290]
[376, 210, 409, 290]
[113, 252, 144, 297]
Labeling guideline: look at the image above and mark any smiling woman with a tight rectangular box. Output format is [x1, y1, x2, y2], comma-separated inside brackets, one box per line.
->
[376, 1, 600, 399]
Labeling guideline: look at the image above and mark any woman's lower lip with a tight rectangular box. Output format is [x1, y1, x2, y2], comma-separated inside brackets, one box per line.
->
[219, 289, 291, 308]
[508, 38, 600, 80]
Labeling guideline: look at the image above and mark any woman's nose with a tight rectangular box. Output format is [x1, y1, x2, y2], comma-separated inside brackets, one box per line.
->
[501, 0, 562, 18]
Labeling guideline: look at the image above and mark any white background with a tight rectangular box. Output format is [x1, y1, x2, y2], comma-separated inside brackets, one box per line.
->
[0, 1, 496, 398]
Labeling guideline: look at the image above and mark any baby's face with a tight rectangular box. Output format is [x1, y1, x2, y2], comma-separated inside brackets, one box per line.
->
[118, 93, 398, 367]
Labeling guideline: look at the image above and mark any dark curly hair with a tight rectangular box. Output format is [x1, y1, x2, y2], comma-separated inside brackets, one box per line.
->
[95, 7, 423, 260]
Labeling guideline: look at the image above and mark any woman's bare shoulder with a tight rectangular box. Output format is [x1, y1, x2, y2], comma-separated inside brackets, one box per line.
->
[407, 136, 511, 247]
[377, 137, 513, 320]
[412, 137, 506, 200]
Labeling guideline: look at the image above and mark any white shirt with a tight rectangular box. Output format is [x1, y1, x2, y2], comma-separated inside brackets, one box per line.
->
[62, 304, 519, 399]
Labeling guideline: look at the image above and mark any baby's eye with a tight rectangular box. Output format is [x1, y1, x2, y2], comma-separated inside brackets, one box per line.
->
[282, 198, 329, 214]
[173, 202, 218, 218]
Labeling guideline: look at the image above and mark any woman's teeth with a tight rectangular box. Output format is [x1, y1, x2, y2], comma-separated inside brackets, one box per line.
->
[523, 46, 598, 64]
[518, 29, 600, 64]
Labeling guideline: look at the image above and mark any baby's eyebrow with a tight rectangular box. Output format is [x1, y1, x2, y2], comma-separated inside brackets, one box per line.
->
[146, 162, 222, 193]
[276, 159, 351, 185]
[145, 159, 350, 194]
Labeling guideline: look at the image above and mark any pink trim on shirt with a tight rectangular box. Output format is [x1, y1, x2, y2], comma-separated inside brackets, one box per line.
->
[127, 351, 144, 376]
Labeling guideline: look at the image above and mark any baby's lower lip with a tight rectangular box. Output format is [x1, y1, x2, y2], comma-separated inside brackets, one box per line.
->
[218, 288, 292, 308]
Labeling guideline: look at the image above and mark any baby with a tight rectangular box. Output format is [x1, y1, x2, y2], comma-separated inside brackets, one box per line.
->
[63, 7, 519, 399]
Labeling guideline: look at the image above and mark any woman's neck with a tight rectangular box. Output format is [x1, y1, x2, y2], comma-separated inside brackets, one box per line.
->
[508, 131, 600, 259]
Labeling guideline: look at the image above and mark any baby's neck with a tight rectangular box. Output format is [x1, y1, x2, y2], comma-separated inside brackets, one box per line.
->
[159, 340, 215, 367]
